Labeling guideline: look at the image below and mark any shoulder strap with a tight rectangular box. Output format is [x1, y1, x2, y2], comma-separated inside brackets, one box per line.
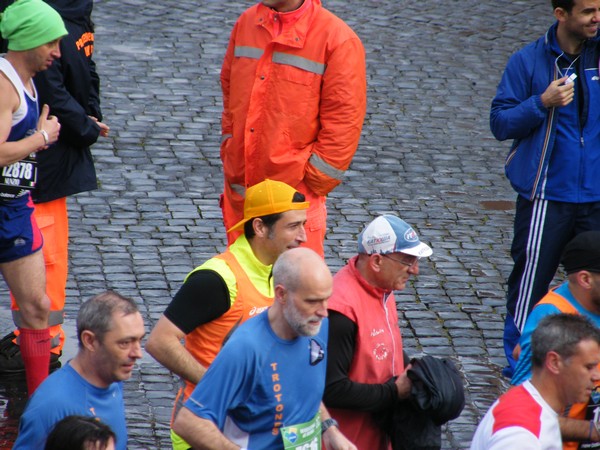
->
[536, 288, 579, 314]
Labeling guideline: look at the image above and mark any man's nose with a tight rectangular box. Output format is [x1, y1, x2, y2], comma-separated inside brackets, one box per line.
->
[131, 341, 143, 359]
[297, 225, 307, 243]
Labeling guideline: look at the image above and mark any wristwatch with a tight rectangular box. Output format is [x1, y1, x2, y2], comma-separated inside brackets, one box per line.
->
[321, 418, 339, 434]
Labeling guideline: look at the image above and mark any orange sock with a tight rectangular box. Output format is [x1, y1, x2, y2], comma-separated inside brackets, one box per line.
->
[19, 328, 51, 396]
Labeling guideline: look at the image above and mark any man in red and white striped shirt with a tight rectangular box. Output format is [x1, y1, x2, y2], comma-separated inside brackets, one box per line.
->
[470, 314, 600, 450]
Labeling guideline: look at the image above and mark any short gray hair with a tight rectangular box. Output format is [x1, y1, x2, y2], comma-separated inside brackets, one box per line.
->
[77, 291, 139, 347]
[531, 313, 600, 368]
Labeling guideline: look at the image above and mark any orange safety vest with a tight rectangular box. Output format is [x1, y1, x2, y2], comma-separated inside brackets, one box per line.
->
[170, 249, 273, 426]
[537, 290, 600, 450]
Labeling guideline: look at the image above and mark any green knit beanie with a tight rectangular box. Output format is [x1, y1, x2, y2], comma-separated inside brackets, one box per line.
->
[0, 0, 68, 51]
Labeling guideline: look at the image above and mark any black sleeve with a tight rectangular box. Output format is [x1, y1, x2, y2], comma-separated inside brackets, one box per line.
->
[34, 29, 101, 148]
[163, 270, 231, 334]
[324, 310, 399, 412]
[87, 50, 102, 121]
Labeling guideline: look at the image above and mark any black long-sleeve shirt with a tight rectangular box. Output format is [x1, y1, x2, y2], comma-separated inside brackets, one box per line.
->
[324, 310, 399, 412]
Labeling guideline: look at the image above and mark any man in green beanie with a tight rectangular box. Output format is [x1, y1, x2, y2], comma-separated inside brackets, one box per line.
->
[0, 0, 66, 396]
[0, 0, 110, 379]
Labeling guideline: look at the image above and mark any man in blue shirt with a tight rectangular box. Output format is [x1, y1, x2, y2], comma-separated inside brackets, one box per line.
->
[173, 247, 356, 450]
[14, 291, 145, 450]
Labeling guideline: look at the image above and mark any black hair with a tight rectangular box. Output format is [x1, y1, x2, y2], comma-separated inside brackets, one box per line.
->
[45, 415, 116, 450]
[244, 191, 306, 239]
[552, 0, 575, 13]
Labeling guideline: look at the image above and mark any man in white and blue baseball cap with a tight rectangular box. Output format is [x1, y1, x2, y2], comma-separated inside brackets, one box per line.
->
[323, 215, 432, 449]
[358, 214, 433, 260]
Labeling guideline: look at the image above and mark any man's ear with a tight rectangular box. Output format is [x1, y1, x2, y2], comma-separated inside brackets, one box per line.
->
[252, 218, 268, 238]
[554, 7, 568, 23]
[545, 350, 562, 375]
[576, 270, 593, 290]
[369, 254, 384, 273]
[80, 330, 97, 352]
[275, 284, 287, 305]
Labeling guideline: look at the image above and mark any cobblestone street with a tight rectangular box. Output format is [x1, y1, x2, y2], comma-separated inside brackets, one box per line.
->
[0, 0, 556, 448]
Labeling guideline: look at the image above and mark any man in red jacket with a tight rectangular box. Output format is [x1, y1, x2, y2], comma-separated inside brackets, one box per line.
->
[219, 0, 367, 257]
[324, 215, 433, 450]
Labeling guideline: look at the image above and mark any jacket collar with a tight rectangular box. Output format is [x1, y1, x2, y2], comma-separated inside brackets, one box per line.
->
[545, 20, 600, 56]
[255, 0, 320, 48]
[230, 234, 273, 281]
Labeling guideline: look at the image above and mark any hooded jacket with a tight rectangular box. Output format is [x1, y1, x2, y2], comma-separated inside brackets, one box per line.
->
[490, 22, 600, 203]
[32, 0, 101, 203]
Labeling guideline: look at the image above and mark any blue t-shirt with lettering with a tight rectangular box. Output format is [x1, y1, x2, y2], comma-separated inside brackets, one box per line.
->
[185, 310, 328, 449]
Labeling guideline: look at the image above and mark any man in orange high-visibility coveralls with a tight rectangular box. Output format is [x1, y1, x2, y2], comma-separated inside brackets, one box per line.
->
[220, 0, 367, 257]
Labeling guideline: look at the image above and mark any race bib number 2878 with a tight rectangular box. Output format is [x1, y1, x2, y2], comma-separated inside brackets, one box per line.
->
[0, 158, 37, 190]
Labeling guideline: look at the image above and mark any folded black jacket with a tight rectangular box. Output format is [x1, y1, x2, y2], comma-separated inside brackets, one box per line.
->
[408, 355, 465, 426]
[387, 355, 465, 450]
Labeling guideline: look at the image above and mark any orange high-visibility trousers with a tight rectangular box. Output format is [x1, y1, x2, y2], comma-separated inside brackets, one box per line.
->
[11, 198, 67, 354]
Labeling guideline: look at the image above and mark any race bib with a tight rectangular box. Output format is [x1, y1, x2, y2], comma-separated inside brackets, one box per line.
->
[0, 153, 38, 199]
[280, 412, 321, 450]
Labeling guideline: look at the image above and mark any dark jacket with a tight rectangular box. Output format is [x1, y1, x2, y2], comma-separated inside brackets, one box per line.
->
[387, 356, 465, 450]
[32, 0, 101, 203]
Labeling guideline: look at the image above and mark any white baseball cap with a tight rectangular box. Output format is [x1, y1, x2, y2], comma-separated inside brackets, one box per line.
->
[358, 215, 433, 257]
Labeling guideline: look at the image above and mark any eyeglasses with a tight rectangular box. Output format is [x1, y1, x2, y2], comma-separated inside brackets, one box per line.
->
[382, 254, 420, 268]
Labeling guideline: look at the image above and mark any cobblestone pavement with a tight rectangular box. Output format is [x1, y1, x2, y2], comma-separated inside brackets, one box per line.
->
[0, 0, 558, 448]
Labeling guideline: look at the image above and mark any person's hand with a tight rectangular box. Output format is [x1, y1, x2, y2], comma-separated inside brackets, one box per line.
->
[540, 76, 575, 108]
[395, 364, 412, 399]
[89, 116, 110, 137]
[512, 343, 521, 361]
[37, 104, 60, 148]
[322, 426, 357, 450]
